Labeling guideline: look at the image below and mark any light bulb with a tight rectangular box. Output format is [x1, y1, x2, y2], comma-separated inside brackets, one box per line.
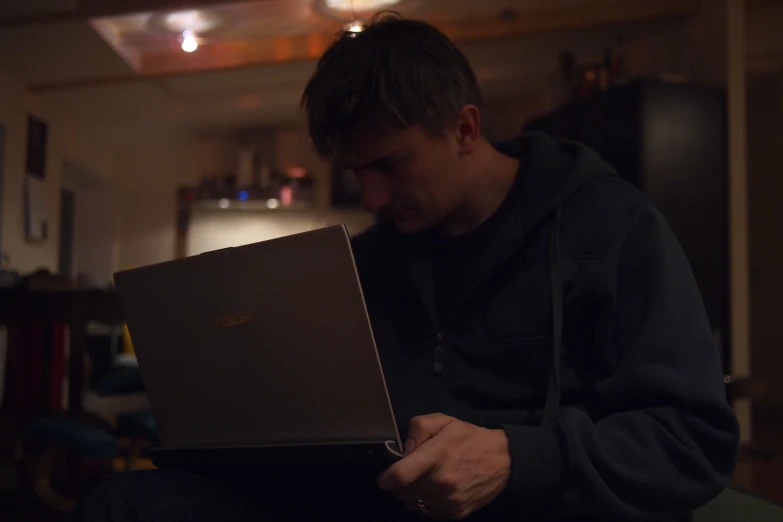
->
[347, 21, 363, 33]
[181, 30, 198, 53]
[218, 198, 229, 209]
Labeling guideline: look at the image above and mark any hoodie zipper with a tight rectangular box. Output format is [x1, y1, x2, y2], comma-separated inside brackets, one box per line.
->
[434, 332, 445, 376]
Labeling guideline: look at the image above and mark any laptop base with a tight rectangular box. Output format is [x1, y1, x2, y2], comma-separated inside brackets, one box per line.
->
[151, 441, 401, 475]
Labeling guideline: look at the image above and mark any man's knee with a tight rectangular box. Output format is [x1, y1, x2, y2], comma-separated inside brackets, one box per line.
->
[67, 469, 252, 522]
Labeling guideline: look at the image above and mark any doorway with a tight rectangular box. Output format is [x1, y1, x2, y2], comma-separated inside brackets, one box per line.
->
[60, 160, 116, 286]
[57, 187, 76, 277]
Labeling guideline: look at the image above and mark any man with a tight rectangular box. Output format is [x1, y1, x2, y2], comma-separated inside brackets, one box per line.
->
[70, 13, 739, 522]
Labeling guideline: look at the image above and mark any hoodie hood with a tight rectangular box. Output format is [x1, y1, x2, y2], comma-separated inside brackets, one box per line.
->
[494, 132, 617, 237]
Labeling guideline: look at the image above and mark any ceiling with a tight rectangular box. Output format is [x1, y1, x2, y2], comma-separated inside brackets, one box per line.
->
[87, 0, 637, 78]
[2, 0, 777, 145]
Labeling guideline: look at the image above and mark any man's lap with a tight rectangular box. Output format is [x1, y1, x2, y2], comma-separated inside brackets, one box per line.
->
[66, 467, 414, 522]
[65, 469, 262, 522]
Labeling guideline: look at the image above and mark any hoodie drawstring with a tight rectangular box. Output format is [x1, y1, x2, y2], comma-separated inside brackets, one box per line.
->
[543, 204, 564, 427]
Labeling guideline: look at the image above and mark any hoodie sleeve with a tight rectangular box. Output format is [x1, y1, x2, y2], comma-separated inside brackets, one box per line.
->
[499, 205, 740, 520]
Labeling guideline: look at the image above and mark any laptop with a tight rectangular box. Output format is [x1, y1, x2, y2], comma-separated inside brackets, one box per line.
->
[113, 225, 404, 474]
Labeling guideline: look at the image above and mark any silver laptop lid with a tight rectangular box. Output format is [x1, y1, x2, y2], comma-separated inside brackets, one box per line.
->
[114, 225, 401, 452]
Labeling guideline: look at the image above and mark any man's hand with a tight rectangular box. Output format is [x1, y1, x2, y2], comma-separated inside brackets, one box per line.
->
[377, 414, 511, 520]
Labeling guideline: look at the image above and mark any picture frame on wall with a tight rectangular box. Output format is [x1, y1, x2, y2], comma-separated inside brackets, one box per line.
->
[24, 114, 49, 242]
[26, 114, 48, 179]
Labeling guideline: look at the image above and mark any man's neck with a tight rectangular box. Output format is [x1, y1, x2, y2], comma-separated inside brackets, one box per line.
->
[438, 140, 520, 238]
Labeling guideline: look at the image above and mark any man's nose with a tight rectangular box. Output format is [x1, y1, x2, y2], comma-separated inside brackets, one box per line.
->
[359, 171, 391, 213]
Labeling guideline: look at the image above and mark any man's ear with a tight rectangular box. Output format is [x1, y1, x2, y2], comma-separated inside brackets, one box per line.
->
[455, 104, 481, 156]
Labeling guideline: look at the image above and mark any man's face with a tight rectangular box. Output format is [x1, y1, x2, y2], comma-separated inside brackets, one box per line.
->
[340, 126, 467, 235]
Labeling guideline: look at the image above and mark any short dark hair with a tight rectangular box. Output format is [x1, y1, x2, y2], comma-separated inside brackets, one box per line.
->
[301, 13, 483, 161]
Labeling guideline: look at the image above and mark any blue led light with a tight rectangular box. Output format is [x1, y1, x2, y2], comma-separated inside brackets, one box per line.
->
[238, 190, 250, 201]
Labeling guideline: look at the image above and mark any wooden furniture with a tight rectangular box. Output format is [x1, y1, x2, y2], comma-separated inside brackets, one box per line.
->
[0, 288, 123, 414]
[0, 288, 124, 513]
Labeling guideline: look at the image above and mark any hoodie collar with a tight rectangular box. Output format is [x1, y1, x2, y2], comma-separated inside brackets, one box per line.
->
[495, 132, 615, 234]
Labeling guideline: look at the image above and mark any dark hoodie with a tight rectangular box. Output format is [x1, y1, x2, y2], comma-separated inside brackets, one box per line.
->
[350, 133, 739, 521]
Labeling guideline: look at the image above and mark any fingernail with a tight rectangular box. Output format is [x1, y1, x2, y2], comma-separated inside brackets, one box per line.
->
[404, 438, 415, 454]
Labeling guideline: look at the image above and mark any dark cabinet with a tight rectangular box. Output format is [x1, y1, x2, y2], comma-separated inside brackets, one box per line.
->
[525, 80, 731, 379]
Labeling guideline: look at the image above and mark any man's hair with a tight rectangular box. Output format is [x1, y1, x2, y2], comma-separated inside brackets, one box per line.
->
[301, 13, 483, 161]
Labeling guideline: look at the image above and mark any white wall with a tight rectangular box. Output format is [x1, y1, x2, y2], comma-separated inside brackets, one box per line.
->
[187, 209, 374, 256]
[275, 126, 331, 208]
[115, 140, 240, 269]
[59, 159, 118, 286]
[0, 71, 117, 274]
[74, 180, 117, 286]
[0, 72, 63, 272]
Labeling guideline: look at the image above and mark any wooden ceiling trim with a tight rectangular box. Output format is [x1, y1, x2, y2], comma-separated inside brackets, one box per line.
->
[28, 0, 701, 92]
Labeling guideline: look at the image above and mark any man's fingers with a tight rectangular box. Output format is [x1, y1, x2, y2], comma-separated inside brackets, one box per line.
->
[405, 413, 454, 454]
[393, 471, 443, 501]
[377, 440, 440, 492]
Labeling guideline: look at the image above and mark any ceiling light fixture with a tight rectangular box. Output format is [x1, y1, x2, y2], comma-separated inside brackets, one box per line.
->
[326, 0, 400, 12]
[347, 21, 364, 33]
[181, 30, 198, 53]
[165, 10, 216, 33]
